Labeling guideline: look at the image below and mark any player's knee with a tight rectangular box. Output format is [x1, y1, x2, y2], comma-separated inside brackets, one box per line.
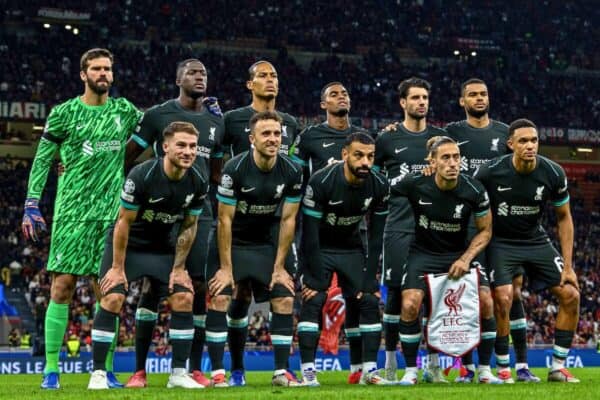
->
[400, 292, 421, 320]
[50, 276, 76, 302]
[101, 293, 125, 313]
[170, 291, 193, 311]
[209, 294, 231, 312]
[271, 296, 293, 314]
[493, 286, 513, 311]
[558, 285, 580, 310]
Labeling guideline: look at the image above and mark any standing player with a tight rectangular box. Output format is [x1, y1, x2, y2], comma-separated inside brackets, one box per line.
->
[445, 79, 538, 382]
[298, 132, 390, 386]
[205, 111, 303, 387]
[292, 82, 368, 383]
[223, 60, 298, 157]
[21, 48, 141, 389]
[88, 121, 208, 389]
[123, 58, 223, 388]
[375, 77, 446, 382]
[292, 82, 367, 174]
[393, 136, 501, 385]
[222, 61, 300, 385]
[474, 119, 580, 383]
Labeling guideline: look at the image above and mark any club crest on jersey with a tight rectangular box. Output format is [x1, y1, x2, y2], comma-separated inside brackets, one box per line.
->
[534, 186, 545, 201]
[453, 204, 464, 219]
[183, 194, 194, 208]
[274, 184, 285, 199]
[490, 138, 499, 152]
[209, 127, 216, 141]
[444, 283, 466, 316]
[124, 179, 135, 194]
[362, 197, 372, 211]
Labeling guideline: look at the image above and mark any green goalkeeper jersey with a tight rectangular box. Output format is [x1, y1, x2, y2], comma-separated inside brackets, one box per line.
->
[26, 96, 141, 221]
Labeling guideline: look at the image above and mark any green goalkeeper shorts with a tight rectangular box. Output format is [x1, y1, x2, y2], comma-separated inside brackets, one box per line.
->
[47, 220, 112, 276]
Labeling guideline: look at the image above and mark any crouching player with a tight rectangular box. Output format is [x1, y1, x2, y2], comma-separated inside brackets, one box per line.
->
[88, 122, 208, 389]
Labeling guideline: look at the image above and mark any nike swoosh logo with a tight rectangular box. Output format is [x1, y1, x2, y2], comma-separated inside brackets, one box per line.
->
[244, 127, 251, 132]
[457, 140, 470, 146]
[322, 142, 335, 148]
[395, 147, 408, 154]
[497, 186, 512, 192]
[328, 200, 343, 205]
[148, 197, 164, 203]
[419, 199, 432, 205]
[241, 187, 255, 193]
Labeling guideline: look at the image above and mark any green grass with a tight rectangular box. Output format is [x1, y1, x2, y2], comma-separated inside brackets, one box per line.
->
[1, 369, 597, 400]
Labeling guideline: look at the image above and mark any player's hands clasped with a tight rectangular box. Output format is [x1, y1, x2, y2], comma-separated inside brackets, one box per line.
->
[169, 268, 194, 294]
[22, 198, 47, 242]
[208, 268, 234, 296]
[101, 267, 128, 294]
[448, 259, 469, 280]
[269, 269, 295, 294]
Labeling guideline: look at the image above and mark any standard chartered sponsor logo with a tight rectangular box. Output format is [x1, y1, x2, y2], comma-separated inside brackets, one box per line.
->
[419, 215, 429, 228]
[237, 201, 277, 215]
[325, 213, 362, 226]
[142, 210, 178, 223]
[460, 158, 469, 171]
[498, 202, 509, 216]
[82, 140, 121, 156]
[497, 202, 539, 216]
[429, 221, 461, 232]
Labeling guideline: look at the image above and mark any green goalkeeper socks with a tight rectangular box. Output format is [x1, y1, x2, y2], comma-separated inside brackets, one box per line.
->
[44, 301, 69, 374]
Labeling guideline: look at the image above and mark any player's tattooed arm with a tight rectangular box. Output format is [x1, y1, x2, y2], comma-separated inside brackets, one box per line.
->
[173, 214, 199, 270]
[449, 211, 492, 279]
[101, 207, 137, 294]
[209, 202, 236, 296]
[270, 201, 300, 294]
[555, 202, 578, 290]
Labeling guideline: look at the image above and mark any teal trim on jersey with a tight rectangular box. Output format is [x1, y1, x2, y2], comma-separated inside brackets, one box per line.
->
[475, 209, 489, 217]
[131, 134, 149, 149]
[374, 210, 389, 216]
[284, 196, 301, 203]
[302, 208, 323, 219]
[187, 208, 204, 216]
[290, 155, 306, 166]
[211, 152, 224, 159]
[120, 199, 140, 210]
[216, 194, 237, 206]
[553, 194, 569, 207]
[372, 165, 381, 173]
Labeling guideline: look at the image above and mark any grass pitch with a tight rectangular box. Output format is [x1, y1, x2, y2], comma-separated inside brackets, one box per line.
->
[0, 368, 597, 400]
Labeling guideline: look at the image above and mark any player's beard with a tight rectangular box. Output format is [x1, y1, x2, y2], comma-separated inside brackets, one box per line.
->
[349, 163, 370, 180]
[88, 79, 111, 95]
[331, 108, 349, 117]
[407, 110, 426, 121]
[466, 104, 489, 119]
[185, 88, 205, 100]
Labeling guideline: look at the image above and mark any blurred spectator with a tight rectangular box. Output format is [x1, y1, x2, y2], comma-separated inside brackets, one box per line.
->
[8, 328, 20, 347]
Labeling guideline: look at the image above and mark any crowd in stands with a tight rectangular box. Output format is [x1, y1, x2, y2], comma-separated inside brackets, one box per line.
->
[1, 1, 600, 129]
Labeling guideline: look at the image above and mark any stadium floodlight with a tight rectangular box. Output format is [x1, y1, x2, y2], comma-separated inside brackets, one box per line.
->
[471, 51, 477, 56]
[453, 50, 460, 56]
[43, 23, 50, 28]
[65, 25, 72, 30]
[73, 28, 79, 35]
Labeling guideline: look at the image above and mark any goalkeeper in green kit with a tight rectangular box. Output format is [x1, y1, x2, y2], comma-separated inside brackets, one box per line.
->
[21, 48, 142, 389]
